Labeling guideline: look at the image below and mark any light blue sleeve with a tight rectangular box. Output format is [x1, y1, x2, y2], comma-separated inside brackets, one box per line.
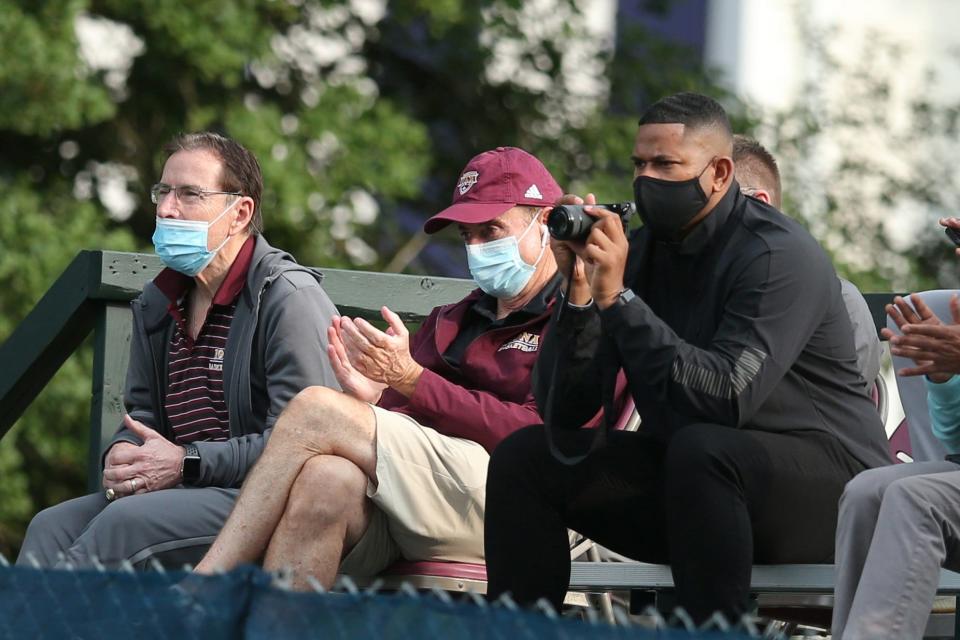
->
[926, 375, 960, 454]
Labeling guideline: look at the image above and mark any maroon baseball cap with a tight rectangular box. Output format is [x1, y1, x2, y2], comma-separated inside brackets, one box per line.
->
[423, 146, 563, 234]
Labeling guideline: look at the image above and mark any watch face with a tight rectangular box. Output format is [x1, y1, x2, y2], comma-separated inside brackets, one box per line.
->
[182, 456, 202, 482]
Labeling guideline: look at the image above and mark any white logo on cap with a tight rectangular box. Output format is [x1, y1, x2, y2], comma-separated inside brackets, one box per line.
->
[524, 184, 543, 199]
[458, 171, 479, 195]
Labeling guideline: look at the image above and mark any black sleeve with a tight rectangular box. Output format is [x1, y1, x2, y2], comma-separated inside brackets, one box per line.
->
[598, 240, 832, 428]
[533, 295, 610, 430]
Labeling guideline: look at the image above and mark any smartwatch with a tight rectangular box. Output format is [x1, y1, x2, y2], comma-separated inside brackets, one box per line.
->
[614, 287, 636, 307]
[181, 443, 201, 484]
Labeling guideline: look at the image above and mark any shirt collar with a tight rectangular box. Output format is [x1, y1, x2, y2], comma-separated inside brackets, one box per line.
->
[154, 269, 191, 304]
[153, 234, 256, 307]
[471, 272, 562, 321]
[521, 271, 561, 315]
[664, 179, 740, 256]
[213, 235, 256, 305]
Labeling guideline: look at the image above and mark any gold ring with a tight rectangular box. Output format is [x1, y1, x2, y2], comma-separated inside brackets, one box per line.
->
[105, 488, 116, 501]
[128, 479, 136, 493]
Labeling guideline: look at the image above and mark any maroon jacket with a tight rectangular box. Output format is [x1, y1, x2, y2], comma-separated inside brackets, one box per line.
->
[377, 289, 553, 453]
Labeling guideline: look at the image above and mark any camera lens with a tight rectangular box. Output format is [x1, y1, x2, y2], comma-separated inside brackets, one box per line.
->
[547, 202, 635, 241]
[547, 205, 594, 241]
[547, 206, 574, 239]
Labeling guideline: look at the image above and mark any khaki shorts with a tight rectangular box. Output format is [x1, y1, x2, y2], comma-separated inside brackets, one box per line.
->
[339, 405, 489, 577]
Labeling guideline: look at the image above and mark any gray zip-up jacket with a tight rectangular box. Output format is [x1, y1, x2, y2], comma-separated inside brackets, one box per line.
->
[105, 235, 340, 487]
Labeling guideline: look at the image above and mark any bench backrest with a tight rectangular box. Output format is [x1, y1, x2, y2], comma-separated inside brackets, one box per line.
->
[0, 249, 905, 489]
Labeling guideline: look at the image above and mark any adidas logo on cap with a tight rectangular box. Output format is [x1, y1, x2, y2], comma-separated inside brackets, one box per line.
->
[524, 184, 543, 199]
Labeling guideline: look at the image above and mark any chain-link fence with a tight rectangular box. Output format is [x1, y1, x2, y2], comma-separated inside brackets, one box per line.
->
[0, 557, 787, 639]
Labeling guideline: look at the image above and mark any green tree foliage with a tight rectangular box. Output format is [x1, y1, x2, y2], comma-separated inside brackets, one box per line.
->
[0, 181, 137, 550]
[0, 1, 115, 135]
[753, 15, 960, 293]
[0, 0, 724, 557]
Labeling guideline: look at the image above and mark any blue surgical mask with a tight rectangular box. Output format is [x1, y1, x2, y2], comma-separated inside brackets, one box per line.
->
[152, 199, 237, 277]
[466, 215, 548, 298]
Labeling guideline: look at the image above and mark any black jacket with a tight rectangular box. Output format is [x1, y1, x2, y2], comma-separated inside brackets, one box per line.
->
[535, 184, 890, 470]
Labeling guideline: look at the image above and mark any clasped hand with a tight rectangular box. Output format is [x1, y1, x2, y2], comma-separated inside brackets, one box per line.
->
[327, 306, 423, 400]
[101, 415, 185, 498]
[550, 192, 629, 310]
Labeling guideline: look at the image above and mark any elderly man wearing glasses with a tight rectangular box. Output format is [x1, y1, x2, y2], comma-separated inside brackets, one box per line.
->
[17, 132, 339, 569]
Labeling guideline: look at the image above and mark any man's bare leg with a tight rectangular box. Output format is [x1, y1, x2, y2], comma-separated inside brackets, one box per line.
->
[261, 455, 371, 589]
[195, 386, 377, 574]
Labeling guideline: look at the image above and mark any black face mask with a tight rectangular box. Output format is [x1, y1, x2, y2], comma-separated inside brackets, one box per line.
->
[633, 158, 714, 240]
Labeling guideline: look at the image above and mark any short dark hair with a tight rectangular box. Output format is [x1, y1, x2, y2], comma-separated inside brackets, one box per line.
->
[732, 134, 782, 209]
[638, 92, 733, 138]
[164, 132, 264, 234]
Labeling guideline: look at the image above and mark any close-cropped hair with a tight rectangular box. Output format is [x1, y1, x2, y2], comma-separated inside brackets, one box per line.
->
[732, 134, 782, 209]
[638, 92, 733, 138]
[164, 132, 264, 235]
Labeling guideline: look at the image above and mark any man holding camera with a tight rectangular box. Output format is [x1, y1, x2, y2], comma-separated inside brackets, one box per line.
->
[484, 93, 890, 623]
[194, 147, 567, 589]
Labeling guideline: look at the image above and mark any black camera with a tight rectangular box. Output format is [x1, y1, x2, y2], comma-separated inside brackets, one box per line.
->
[546, 202, 635, 241]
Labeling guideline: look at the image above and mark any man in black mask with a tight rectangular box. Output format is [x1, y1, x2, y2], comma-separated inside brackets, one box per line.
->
[483, 92, 890, 623]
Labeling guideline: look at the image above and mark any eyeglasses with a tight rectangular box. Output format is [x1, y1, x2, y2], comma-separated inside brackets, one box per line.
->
[150, 183, 242, 206]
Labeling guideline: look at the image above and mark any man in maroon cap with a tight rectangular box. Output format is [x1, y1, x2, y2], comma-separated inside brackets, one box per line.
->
[194, 147, 564, 588]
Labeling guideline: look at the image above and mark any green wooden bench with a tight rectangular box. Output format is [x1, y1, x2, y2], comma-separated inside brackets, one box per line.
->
[0, 248, 905, 489]
[3, 249, 958, 635]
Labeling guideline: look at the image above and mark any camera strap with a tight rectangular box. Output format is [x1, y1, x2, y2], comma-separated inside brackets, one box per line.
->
[542, 262, 621, 466]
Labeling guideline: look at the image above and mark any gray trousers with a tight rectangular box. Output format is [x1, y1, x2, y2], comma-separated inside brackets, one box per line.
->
[16, 487, 239, 570]
[832, 461, 960, 639]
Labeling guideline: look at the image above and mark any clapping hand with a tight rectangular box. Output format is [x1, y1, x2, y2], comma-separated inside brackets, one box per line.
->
[881, 294, 960, 381]
[327, 316, 388, 403]
[336, 306, 424, 398]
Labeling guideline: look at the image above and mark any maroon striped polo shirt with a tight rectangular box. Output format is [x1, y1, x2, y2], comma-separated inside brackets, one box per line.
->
[154, 236, 255, 445]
